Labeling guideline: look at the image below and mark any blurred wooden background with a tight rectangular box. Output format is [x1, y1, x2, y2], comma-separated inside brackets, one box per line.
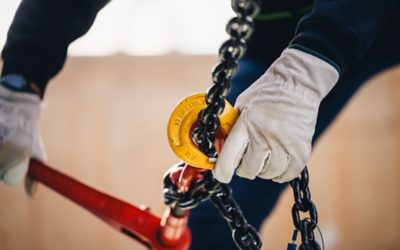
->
[0, 55, 399, 250]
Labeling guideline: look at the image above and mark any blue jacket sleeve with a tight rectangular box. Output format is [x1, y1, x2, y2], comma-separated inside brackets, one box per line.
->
[1, 0, 109, 91]
[290, 0, 400, 74]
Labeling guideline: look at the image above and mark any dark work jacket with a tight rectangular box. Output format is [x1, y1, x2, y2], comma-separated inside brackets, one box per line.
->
[1, 0, 400, 90]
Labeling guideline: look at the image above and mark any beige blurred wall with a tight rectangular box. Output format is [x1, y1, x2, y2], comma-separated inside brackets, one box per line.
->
[0, 55, 399, 250]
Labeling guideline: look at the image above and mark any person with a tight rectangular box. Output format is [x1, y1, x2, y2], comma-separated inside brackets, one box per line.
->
[0, 0, 399, 249]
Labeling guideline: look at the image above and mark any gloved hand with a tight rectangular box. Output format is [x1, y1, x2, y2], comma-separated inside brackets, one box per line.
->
[213, 48, 339, 183]
[0, 81, 46, 195]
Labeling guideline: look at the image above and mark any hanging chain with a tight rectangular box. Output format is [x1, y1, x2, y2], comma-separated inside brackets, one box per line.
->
[192, 0, 261, 159]
[164, 1, 263, 248]
[210, 183, 262, 250]
[164, 0, 322, 249]
[290, 167, 321, 250]
[190, 0, 263, 249]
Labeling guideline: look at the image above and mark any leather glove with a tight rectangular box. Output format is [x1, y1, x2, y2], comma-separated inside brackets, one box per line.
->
[0, 77, 46, 195]
[213, 48, 339, 183]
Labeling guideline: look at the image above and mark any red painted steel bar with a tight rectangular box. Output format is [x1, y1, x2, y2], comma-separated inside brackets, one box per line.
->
[27, 159, 191, 250]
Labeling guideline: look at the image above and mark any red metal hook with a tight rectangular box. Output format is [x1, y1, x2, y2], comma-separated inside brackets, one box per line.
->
[27, 159, 191, 250]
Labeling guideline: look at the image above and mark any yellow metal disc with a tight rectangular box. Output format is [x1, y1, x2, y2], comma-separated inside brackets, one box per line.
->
[167, 93, 238, 169]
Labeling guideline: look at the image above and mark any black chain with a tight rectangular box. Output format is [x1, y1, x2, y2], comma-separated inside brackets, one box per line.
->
[192, 0, 261, 159]
[164, 0, 322, 249]
[189, 0, 263, 249]
[210, 183, 262, 250]
[163, 163, 262, 250]
[290, 167, 321, 250]
[163, 163, 220, 210]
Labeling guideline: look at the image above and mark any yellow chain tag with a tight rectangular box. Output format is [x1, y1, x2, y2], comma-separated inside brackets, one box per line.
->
[167, 93, 238, 169]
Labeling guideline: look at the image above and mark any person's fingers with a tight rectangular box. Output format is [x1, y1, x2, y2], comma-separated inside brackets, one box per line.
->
[272, 159, 304, 183]
[31, 129, 47, 162]
[236, 144, 270, 180]
[2, 157, 29, 185]
[213, 115, 249, 183]
[25, 175, 38, 198]
[272, 141, 310, 183]
[258, 144, 290, 180]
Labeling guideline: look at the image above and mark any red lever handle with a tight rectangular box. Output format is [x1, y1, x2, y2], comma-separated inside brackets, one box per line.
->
[27, 159, 191, 250]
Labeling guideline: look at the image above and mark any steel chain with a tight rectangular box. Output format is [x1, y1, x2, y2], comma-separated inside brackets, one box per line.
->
[211, 183, 262, 250]
[162, 163, 262, 250]
[164, 0, 321, 249]
[192, 0, 262, 159]
[189, 0, 263, 248]
[290, 167, 321, 250]
[163, 163, 221, 210]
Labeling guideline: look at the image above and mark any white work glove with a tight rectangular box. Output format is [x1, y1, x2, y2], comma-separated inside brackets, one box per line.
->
[0, 84, 46, 194]
[213, 48, 339, 183]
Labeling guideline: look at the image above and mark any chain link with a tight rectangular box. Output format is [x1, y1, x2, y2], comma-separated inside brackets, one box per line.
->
[290, 167, 321, 250]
